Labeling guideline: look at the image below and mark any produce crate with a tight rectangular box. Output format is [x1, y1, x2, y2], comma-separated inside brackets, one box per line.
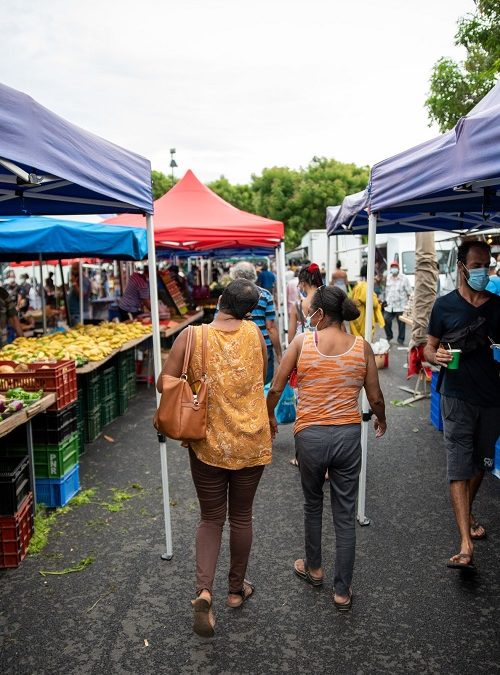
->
[101, 396, 118, 427]
[127, 372, 137, 399]
[0, 492, 33, 568]
[0, 456, 30, 515]
[85, 409, 101, 443]
[100, 364, 117, 399]
[31, 403, 77, 446]
[35, 464, 80, 508]
[116, 350, 135, 388]
[76, 388, 85, 424]
[117, 389, 129, 416]
[77, 421, 85, 457]
[79, 371, 101, 414]
[0, 360, 77, 411]
[33, 433, 79, 478]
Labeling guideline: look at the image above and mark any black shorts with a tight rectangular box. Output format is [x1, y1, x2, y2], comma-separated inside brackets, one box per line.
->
[441, 395, 500, 481]
[118, 307, 140, 322]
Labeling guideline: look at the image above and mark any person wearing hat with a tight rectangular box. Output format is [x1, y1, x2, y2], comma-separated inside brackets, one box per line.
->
[486, 256, 500, 296]
[383, 260, 411, 344]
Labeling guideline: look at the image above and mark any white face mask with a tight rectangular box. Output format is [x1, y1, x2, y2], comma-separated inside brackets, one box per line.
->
[304, 308, 320, 331]
[390, 267, 399, 276]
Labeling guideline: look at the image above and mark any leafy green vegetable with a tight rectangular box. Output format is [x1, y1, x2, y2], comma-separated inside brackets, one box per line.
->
[6, 388, 43, 403]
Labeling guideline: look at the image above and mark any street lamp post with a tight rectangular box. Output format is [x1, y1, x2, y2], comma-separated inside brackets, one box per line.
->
[170, 148, 177, 184]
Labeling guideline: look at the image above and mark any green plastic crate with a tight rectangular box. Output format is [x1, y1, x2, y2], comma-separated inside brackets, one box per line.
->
[32, 432, 79, 478]
[117, 389, 129, 416]
[76, 388, 85, 424]
[77, 421, 85, 456]
[100, 365, 117, 399]
[80, 371, 101, 414]
[127, 373, 137, 399]
[101, 396, 118, 427]
[85, 409, 101, 443]
[116, 350, 135, 387]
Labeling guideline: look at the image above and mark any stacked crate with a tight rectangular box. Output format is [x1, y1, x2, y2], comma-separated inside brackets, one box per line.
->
[80, 370, 102, 443]
[0, 458, 33, 568]
[116, 350, 136, 416]
[100, 364, 118, 427]
[0, 360, 80, 509]
[430, 371, 443, 432]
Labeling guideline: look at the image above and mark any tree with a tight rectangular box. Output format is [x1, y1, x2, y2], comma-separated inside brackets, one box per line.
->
[426, 0, 500, 131]
[151, 170, 175, 200]
[206, 176, 255, 213]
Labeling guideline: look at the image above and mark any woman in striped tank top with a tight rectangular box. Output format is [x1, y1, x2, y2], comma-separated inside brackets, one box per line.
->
[267, 286, 386, 611]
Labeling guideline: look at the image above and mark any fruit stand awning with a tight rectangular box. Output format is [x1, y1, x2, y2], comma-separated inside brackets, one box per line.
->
[0, 82, 153, 216]
[104, 170, 284, 249]
[0, 216, 148, 261]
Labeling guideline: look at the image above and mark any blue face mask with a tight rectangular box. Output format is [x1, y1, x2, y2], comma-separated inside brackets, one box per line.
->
[304, 308, 319, 331]
[464, 265, 489, 292]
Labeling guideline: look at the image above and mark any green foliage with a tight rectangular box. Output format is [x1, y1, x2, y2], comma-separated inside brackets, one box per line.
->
[151, 170, 175, 200]
[426, 0, 500, 131]
[207, 176, 255, 212]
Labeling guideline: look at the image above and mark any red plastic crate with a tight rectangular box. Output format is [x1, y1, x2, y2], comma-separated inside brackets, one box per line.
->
[0, 492, 33, 568]
[0, 360, 77, 411]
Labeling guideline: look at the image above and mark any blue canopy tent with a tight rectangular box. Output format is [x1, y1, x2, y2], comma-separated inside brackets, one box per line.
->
[0, 83, 175, 559]
[0, 216, 148, 261]
[326, 80, 500, 525]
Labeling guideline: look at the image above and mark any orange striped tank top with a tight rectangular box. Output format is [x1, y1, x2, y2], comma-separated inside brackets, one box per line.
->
[294, 333, 366, 435]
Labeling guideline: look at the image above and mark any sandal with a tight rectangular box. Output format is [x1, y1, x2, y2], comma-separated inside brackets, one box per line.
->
[334, 589, 353, 612]
[470, 520, 487, 540]
[227, 580, 255, 608]
[447, 552, 476, 571]
[289, 457, 299, 467]
[293, 559, 324, 587]
[191, 595, 215, 637]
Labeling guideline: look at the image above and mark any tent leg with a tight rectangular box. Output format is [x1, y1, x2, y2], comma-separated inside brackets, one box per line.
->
[79, 259, 84, 325]
[39, 254, 47, 335]
[358, 212, 377, 527]
[278, 243, 288, 335]
[146, 213, 173, 560]
[326, 234, 331, 285]
[274, 246, 284, 346]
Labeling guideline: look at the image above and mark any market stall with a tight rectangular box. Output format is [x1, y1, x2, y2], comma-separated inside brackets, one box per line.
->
[326, 80, 500, 524]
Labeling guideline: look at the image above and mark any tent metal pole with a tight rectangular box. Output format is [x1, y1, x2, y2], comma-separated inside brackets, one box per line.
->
[358, 212, 377, 526]
[274, 246, 284, 346]
[146, 213, 173, 560]
[326, 234, 331, 285]
[279, 242, 288, 334]
[79, 260, 84, 325]
[39, 254, 47, 335]
[58, 259, 70, 326]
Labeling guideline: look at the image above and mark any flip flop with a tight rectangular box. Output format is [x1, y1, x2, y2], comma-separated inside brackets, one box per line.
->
[334, 589, 353, 612]
[470, 521, 487, 540]
[289, 457, 299, 467]
[191, 596, 215, 637]
[447, 553, 476, 571]
[293, 559, 324, 587]
[227, 580, 255, 608]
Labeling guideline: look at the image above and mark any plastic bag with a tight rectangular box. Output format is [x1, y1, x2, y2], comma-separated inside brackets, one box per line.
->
[274, 383, 296, 424]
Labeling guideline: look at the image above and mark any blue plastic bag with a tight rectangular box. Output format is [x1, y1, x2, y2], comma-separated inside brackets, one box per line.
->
[274, 383, 296, 425]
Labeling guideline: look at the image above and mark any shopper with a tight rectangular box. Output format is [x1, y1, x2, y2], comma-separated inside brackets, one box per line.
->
[267, 285, 386, 611]
[0, 286, 23, 346]
[231, 261, 282, 384]
[257, 262, 276, 292]
[157, 279, 272, 637]
[330, 260, 348, 292]
[68, 264, 91, 326]
[288, 263, 323, 343]
[424, 240, 500, 571]
[117, 266, 150, 321]
[383, 261, 411, 344]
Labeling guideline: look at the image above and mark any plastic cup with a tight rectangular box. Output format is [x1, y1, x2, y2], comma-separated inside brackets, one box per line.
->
[447, 349, 461, 370]
[491, 344, 500, 363]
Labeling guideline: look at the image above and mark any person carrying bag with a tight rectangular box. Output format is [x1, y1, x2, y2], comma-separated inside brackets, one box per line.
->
[155, 279, 272, 638]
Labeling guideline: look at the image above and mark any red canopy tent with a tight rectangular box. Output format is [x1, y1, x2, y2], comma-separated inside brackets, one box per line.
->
[104, 169, 284, 250]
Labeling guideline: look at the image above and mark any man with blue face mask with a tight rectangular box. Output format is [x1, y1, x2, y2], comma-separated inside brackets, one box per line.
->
[424, 240, 500, 572]
[383, 261, 412, 344]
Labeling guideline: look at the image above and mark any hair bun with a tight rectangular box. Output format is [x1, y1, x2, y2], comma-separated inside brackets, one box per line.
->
[341, 296, 360, 322]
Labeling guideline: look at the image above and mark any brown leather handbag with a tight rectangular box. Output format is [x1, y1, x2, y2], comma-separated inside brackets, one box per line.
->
[154, 324, 208, 441]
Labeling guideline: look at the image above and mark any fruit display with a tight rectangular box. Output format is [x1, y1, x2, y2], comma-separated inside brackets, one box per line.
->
[0, 322, 151, 365]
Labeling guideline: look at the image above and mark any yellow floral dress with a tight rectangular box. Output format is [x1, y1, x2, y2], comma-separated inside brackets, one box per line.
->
[189, 321, 272, 470]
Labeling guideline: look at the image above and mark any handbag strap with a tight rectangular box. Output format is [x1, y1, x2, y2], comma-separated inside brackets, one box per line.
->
[181, 326, 193, 377]
[201, 323, 208, 378]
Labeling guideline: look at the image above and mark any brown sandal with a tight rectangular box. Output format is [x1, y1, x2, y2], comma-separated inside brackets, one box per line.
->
[227, 580, 255, 608]
[191, 596, 215, 637]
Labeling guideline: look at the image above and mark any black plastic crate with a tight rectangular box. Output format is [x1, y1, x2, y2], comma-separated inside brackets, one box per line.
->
[116, 350, 135, 387]
[78, 371, 101, 414]
[32, 403, 77, 446]
[0, 456, 30, 516]
[85, 408, 101, 443]
[101, 396, 117, 428]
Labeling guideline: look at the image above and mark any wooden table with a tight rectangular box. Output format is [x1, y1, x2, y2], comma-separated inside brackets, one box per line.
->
[159, 310, 204, 339]
[76, 334, 153, 375]
[0, 393, 56, 507]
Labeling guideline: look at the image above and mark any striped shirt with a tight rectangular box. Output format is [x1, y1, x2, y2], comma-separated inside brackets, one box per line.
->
[294, 333, 366, 434]
[250, 287, 275, 348]
[118, 273, 150, 313]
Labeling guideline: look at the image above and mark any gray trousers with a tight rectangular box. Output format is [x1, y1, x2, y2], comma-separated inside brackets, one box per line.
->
[295, 424, 361, 596]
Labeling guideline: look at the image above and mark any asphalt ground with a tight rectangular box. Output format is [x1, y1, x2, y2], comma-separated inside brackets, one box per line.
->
[0, 344, 499, 674]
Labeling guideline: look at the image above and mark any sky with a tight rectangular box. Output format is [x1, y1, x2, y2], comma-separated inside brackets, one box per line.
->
[2, 0, 474, 185]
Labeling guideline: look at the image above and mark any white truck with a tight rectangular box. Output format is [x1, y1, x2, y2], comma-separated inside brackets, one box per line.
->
[291, 229, 364, 284]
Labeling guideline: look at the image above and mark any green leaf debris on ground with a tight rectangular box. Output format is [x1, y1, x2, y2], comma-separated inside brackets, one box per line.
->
[39, 555, 94, 577]
[70, 488, 98, 506]
[101, 486, 141, 513]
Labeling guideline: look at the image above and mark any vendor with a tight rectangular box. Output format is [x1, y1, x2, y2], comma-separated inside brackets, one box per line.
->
[68, 263, 91, 326]
[118, 266, 151, 321]
[0, 286, 23, 346]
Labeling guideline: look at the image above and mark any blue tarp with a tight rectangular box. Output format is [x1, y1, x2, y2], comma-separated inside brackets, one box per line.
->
[0, 216, 148, 261]
[327, 81, 500, 235]
[0, 83, 153, 216]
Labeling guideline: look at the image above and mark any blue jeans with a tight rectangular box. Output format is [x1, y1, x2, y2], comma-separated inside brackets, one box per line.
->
[265, 346, 274, 385]
[295, 424, 361, 595]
